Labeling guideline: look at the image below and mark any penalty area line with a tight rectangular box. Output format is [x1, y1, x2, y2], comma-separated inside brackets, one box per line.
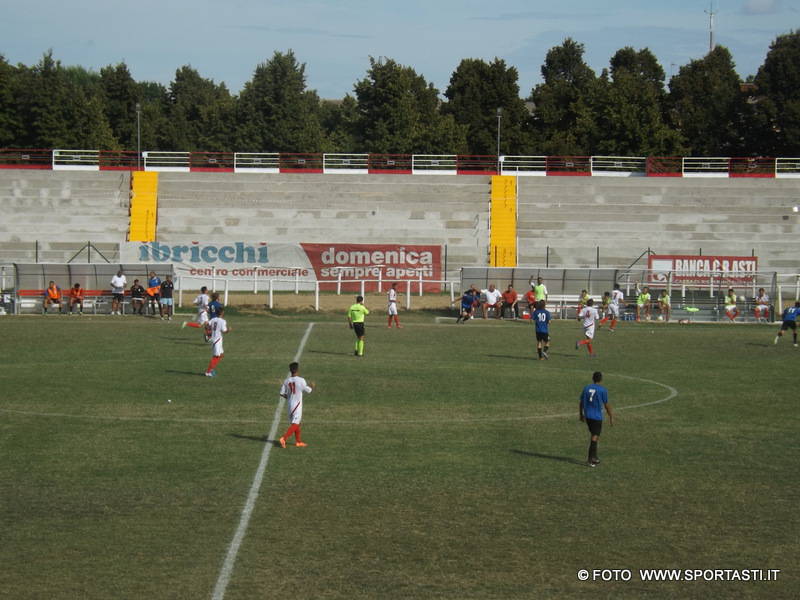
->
[211, 322, 315, 600]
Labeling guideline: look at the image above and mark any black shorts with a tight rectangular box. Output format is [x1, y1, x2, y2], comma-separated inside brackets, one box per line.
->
[353, 322, 365, 337]
[586, 418, 603, 436]
[535, 331, 549, 342]
[781, 320, 797, 331]
[113, 293, 124, 301]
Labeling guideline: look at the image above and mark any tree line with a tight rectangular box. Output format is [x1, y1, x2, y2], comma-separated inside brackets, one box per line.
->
[0, 32, 798, 157]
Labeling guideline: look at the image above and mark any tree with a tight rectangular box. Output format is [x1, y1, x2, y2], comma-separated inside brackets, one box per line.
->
[593, 48, 686, 156]
[667, 46, 748, 156]
[100, 62, 140, 149]
[164, 66, 235, 151]
[319, 95, 359, 152]
[529, 38, 598, 154]
[236, 50, 324, 152]
[752, 30, 800, 155]
[0, 54, 21, 146]
[442, 58, 532, 155]
[353, 57, 466, 154]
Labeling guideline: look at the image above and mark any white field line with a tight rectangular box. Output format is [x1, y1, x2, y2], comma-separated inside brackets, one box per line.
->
[211, 322, 315, 600]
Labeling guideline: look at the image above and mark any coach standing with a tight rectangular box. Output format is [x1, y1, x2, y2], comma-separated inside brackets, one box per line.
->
[579, 371, 614, 467]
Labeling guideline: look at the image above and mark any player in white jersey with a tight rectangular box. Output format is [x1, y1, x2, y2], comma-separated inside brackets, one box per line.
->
[182, 286, 211, 339]
[203, 307, 229, 377]
[599, 284, 625, 331]
[754, 288, 770, 322]
[576, 298, 600, 357]
[278, 362, 315, 448]
[387, 282, 402, 328]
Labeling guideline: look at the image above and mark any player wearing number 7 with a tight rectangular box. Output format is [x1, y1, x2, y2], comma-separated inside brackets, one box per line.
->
[579, 371, 614, 467]
[278, 362, 315, 448]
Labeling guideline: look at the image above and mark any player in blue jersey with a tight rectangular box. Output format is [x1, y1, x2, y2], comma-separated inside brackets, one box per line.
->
[774, 301, 800, 347]
[532, 300, 552, 360]
[455, 289, 478, 324]
[579, 371, 614, 467]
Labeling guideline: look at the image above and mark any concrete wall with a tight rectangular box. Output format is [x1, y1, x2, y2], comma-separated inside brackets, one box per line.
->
[517, 176, 800, 271]
[2, 169, 799, 272]
[0, 170, 129, 262]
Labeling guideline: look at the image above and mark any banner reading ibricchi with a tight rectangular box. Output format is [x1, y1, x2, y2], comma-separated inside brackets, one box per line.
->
[120, 241, 442, 291]
[648, 254, 758, 284]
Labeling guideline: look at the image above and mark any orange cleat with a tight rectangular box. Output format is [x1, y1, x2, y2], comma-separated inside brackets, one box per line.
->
[295, 442, 308, 447]
[278, 437, 286, 449]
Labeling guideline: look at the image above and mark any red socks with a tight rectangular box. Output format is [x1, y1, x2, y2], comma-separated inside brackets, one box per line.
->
[206, 356, 221, 373]
[578, 339, 593, 354]
[187, 322, 201, 328]
[282, 423, 301, 442]
[610, 319, 617, 329]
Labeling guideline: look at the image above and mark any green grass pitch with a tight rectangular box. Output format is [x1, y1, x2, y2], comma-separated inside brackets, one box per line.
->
[1, 311, 797, 599]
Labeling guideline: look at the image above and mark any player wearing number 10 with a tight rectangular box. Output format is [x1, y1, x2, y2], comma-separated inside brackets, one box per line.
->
[531, 300, 551, 360]
[579, 372, 614, 467]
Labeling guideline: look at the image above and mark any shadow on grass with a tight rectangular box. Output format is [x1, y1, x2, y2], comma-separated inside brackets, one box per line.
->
[308, 349, 352, 357]
[165, 369, 206, 377]
[510, 449, 586, 466]
[744, 342, 772, 348]
[228, 432, 270, 443]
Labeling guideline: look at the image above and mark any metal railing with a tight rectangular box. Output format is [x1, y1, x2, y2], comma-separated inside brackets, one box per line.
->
[3, 149, 800, 178]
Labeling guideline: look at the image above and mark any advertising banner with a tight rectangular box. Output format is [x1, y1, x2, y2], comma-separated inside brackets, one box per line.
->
[648, 255, 758, 284]
[120, 241, 442, 291]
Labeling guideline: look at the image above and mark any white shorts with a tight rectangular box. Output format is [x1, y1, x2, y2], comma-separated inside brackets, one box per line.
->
[288, 400, 302, 424]
[197, 311, 209, 324]
[211, 339, 223, 357]
[584, 324, 595, 339]
[755, 305, 767, 314]
[725, 304, 737, 312]
[388, 303, 398, 316]
[608, 304, 619, 318]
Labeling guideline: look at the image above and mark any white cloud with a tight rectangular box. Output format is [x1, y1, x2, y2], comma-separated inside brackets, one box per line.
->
[742, 0, 780, 16]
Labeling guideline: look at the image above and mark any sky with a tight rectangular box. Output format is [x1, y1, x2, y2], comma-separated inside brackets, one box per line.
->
[1, 0, 795, 98]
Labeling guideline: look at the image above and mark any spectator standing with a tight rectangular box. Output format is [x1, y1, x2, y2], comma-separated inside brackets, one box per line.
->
[482, 284, 502, 319]
[68, 283, 84, 315]
[130, 279, 146, 315]
[159, 275, 174, 320]
[42, 281, 62, 314]
[529, 276, 548, 303]
[635, 284, 651, 322]
[110, 270, 127, 315]
[146, 271, 162, 317]
[501, 285, 520, 319]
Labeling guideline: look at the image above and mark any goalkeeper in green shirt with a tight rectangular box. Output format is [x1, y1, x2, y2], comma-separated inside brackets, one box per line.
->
[347, 295, 370, 356]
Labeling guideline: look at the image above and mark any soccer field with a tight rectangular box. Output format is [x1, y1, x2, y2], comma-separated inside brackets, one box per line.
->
[1, 311, 797, 599]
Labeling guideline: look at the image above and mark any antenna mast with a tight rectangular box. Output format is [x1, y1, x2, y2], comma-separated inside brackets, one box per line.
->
[705, 2, 716, 53]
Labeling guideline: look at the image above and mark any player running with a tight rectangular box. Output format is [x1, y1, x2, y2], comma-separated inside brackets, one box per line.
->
[278, 362, 315, 448]
[576, 298, 600, 358]
[182, 286, 211, 340]
[456, 288, 478, 324]
[774, 301, 800, 347]
[204, 307, 229, 377]
[387, 282, 402, 328]
[599, 284, 625, 332]
[532, 300, 552, 360]
[347, 295, 369, 356]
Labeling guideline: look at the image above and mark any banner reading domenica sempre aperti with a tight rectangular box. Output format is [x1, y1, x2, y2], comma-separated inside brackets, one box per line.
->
[120, 241, 442, 291]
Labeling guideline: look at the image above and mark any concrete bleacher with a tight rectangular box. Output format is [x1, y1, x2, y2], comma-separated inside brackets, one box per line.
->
[0, 170, 130, 262]
[156, 172, 490, 268]
[517, 176, 800, 270]
[1, 169, 799, 275]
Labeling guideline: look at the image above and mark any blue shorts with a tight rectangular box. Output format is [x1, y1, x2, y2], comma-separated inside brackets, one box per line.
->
[160, 298, 173, 306]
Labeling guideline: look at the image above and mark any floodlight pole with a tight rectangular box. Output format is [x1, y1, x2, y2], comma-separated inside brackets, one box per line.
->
[135, 102, 141, 170]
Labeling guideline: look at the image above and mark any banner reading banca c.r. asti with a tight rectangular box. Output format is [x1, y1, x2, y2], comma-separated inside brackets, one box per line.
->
[120, 241, 442, 290]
